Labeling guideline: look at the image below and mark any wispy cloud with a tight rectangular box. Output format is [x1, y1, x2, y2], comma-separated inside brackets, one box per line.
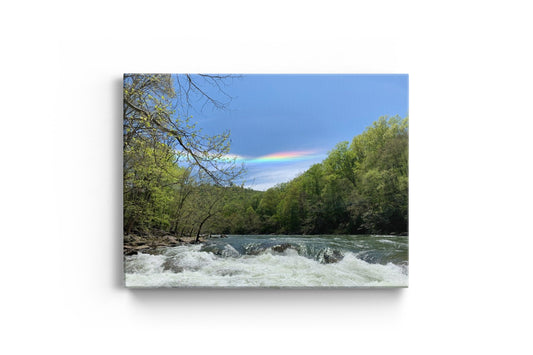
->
[239, 156, 326, 191]
[217, 150, 322, 165]
[175, 149, 327, 190]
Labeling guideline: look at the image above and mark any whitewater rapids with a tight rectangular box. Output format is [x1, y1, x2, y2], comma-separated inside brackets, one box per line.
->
[124, 235, 408, 288]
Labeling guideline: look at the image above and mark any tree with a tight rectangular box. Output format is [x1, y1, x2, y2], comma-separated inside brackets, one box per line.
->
[123, 74, 243, 186]
[189, 184, 226, 242]
[123, 74, 243, 235]
[351, 115, 409, 234]
[168, 168, 195, 236]
[123, 135, 184, 233]
[245, 115, 408, 235]
[323, 141, 357, 187]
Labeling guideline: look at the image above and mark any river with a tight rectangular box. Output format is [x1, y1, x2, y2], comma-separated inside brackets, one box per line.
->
[124, 234, 408, 288]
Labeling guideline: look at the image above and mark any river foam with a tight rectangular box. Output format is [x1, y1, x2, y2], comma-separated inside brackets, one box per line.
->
[124, 243, 408, 288]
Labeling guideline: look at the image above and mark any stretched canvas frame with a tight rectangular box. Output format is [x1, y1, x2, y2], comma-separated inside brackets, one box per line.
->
[123, 74, 409, 288]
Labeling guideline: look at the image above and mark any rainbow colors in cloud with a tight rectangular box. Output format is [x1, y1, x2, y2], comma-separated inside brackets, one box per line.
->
[222, 150, 323, 164]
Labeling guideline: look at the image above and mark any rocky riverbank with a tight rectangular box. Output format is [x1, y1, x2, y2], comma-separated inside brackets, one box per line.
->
[124, 234, 207, 256]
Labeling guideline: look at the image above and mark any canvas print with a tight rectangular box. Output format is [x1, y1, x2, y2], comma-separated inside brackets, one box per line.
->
[123, 74, 408, 288]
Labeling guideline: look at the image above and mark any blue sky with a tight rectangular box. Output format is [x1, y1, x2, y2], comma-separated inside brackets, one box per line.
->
[190, 74, 408, 190]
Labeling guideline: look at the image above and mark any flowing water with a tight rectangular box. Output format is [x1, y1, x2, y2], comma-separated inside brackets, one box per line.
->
[124, 234, 408, 288]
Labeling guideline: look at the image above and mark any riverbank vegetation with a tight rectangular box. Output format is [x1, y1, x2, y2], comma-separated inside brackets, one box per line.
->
[123, 74, 408, 241]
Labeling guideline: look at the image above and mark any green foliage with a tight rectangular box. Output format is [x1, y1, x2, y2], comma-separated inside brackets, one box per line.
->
[233, 115, 409, 235]
[123, 136, 186, 233]
[124, 106, 408, 237]
[203, 115, 408, 236]
[123, 74, 243, 186]
[123, 74, 243, 235]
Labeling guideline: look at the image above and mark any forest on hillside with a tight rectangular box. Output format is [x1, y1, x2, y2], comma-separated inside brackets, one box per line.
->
[123, 74, 408, 239]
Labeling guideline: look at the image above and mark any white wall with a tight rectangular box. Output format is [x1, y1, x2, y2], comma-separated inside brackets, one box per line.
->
[1, 1, 532, 354]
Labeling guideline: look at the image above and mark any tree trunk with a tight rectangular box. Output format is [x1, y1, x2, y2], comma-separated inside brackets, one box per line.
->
[195, 215, 212, 243]
[171, 220, 179, 236]
[125, 215, 138, 235]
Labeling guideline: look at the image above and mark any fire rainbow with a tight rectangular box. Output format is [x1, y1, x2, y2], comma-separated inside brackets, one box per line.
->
[224, 150, 323, 164]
